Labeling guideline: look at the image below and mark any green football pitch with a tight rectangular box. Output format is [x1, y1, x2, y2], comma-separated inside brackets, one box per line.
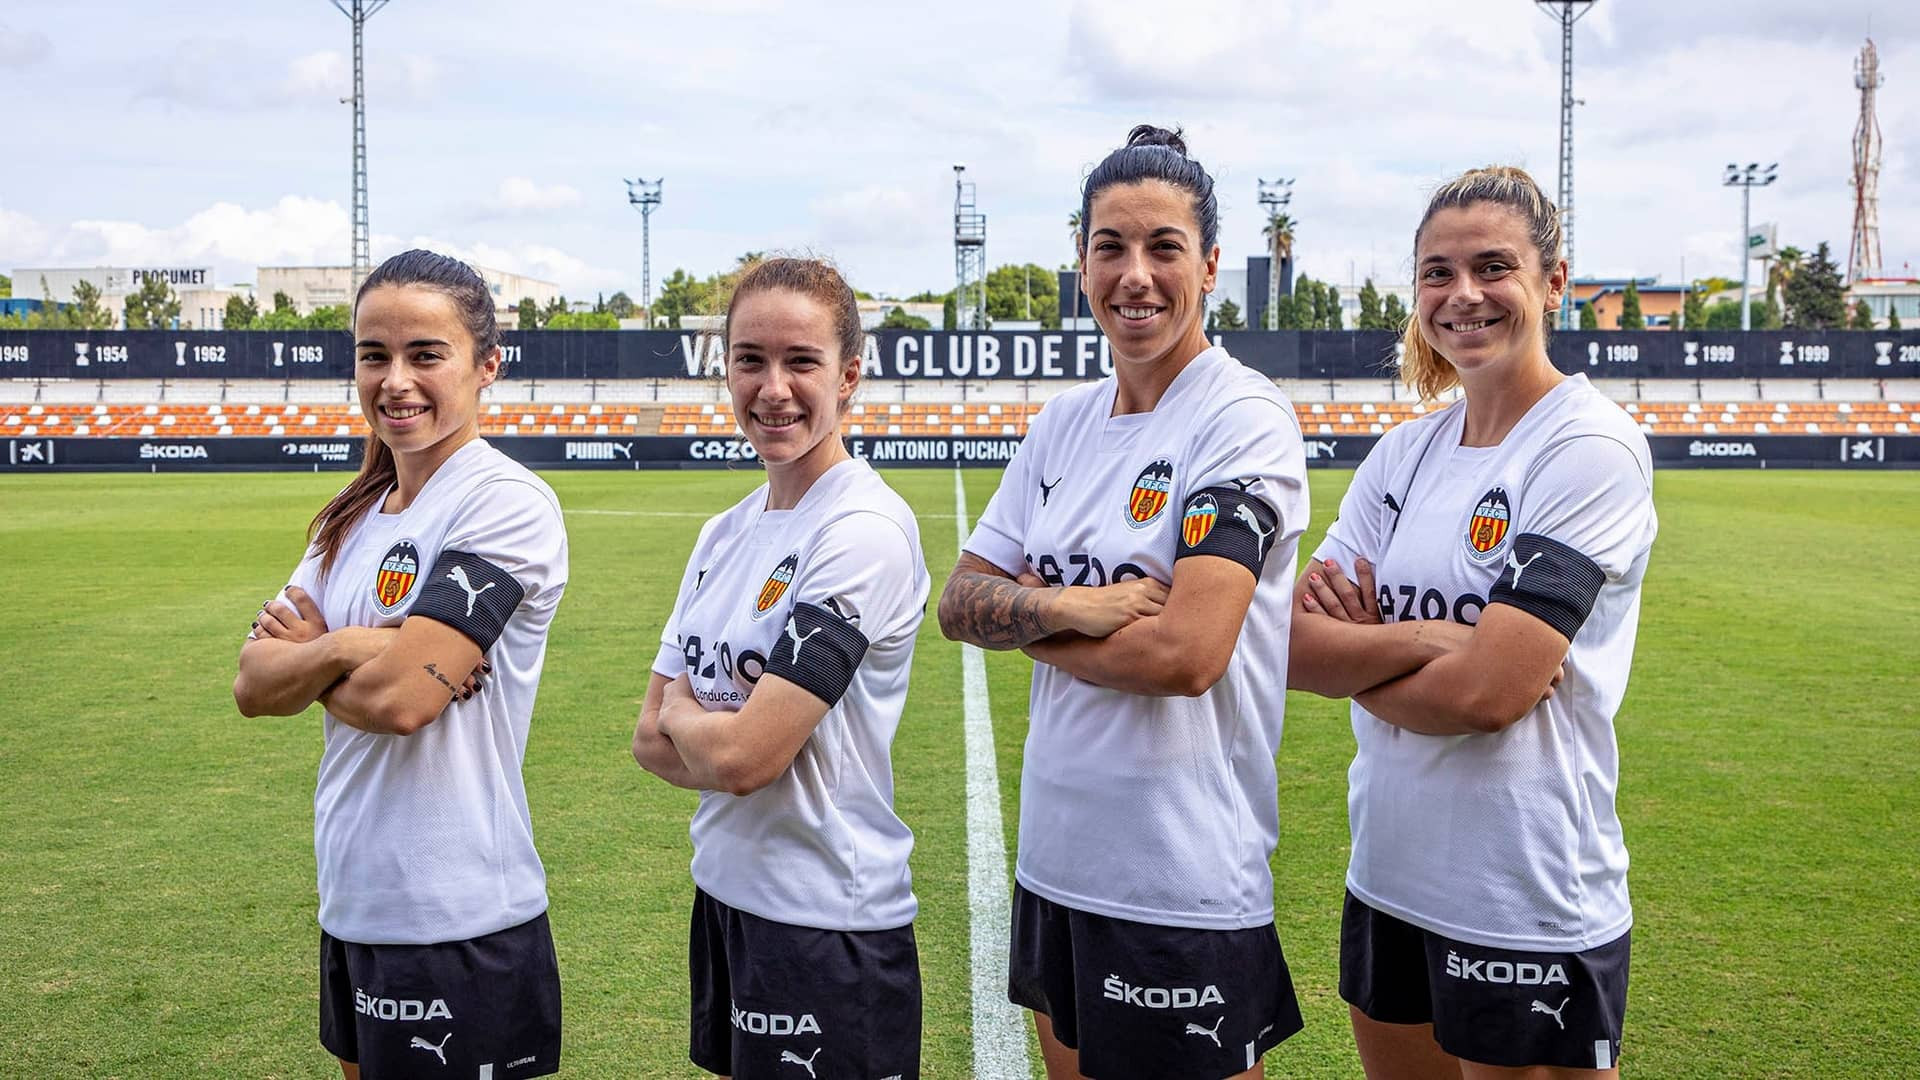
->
[1, 468, 1914, 1078]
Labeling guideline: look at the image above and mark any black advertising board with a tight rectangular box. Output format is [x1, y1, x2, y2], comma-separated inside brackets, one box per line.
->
[4, 330, 1918, 381]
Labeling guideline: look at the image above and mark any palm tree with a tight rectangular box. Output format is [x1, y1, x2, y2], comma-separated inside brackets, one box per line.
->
[1768, 245, 1804, 305]
[1262, 212, 1296, 328]
[1067, 210, 1083, 263]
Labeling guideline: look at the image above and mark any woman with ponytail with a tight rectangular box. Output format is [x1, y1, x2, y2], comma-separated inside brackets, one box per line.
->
[1288, 167, 1655, 1078]
[940, 125, 1311, 1079]
[234, 249, 568, 1080]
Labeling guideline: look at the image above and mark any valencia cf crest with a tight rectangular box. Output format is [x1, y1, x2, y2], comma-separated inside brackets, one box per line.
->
[754, 552, 799, 618]
[1464, 487, 1512, 561]
[1182, 493, 1219, 547]
[373, 539, 421, 615]
[1126, 458, 1175, 528]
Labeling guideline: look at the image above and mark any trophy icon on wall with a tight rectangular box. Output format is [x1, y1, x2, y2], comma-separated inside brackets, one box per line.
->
[1683, 341, 1699, 366]
[175, 341, 188, 367]
[1779, 341, 1794, 365]
[74, 342, 90, 367]
[273, 341, 285, 367]
[1876, 341, 1893, 366]
[1587, 341, 1600, 366]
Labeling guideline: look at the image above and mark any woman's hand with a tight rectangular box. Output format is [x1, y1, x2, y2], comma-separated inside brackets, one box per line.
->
[1300, 557, 1380, 624]
[253, 586, 327, 643]
[1016, 570, 1170, 639]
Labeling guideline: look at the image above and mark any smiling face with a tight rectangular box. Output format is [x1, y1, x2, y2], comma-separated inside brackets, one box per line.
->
[726, 287, 858, 468]
[1080, 179, 1219, 369]
[353, 284, 498, 465]
[1415, 201, 1566, 381]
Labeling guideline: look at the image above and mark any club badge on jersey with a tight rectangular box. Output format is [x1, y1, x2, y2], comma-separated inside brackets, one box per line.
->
[755, 552, 799, 618]
[1464, 487, 1512, 563]
[1127, 457, 1176, 528]
[1181, 493, 1220, 548]
[373, 539, 422, 616]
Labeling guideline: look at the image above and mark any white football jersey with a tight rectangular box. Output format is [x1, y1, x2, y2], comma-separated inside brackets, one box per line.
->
[1317, 374, 1656, 951]
[285, 439, 569, 946]
[652, 458, 929, 932]
[965, 347, 1310, 930]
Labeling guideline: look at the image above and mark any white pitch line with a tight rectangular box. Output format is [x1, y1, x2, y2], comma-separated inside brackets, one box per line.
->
[954, 468, 1031, 1079]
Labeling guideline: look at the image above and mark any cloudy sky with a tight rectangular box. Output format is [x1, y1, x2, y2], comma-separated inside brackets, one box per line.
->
[1, 1, 1912, 302]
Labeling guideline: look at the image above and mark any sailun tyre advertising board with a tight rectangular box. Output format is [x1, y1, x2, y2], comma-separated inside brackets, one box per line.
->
[2, 434, 1915, 472]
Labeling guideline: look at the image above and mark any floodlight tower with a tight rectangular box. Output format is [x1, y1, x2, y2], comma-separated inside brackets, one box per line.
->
[331, 0, 391, 299]
[1849, 38, 1884, 282]
[1257, 178, 1293, 330]
[953, 165, 988, 330]
[1723, 163, 1778, 331]
[1536, 0, 1594, 330]
[625, 178, 664, 319]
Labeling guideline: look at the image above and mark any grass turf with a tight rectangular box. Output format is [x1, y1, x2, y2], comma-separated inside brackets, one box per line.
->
[0, 467, 1913, 1077]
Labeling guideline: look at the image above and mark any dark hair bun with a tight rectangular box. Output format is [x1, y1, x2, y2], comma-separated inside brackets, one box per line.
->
[1125, 124, 1188, 156]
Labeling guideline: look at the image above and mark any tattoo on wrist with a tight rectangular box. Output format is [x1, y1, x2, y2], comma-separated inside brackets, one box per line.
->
[943, 571, 1056, 648]
[422, 662, 458, 699]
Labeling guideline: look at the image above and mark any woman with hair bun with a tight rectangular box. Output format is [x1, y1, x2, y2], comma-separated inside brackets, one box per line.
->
[1289, 166, 1655, 1078]
[632, 256, 929, 1079]
[941, 125, 1311, 1079]
[234, 249, 568, 1079]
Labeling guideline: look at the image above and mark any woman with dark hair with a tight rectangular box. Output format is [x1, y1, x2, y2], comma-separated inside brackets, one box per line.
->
[939, 126, 1311, 1079]
[1288, 166, 1654, 1078]
[234, 249, 567, 1080]
[631, 256, 929, 1079]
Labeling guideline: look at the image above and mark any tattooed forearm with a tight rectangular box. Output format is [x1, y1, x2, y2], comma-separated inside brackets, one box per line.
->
[421, 662, 458, 699]
[938, 561, 1061, 649]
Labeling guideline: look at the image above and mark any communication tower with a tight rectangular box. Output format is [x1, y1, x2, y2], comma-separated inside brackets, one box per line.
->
[953, 165, 988, 330]
[1849, 38, 1884, 281]
[1536, 0, 1594, 329]
[625, 178, 664, 318]
[330, 0, 390, 298]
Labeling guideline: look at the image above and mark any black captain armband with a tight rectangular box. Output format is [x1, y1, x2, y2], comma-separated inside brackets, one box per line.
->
[1488, 533, 1607, 642]
[1174, 487, 1282, 576]
[765, 600, 870, 707]
[411, 550, 527, 651]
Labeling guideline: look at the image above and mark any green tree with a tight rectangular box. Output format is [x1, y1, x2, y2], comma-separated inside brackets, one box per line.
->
[1355, 279, 1383, 330]
[942, 293, 957, 331]
[1766, 246, 1804, 310]
[225, 293, 261, 330]
[1618, 281, 1644, 330]
[1325, 286, 1344, 330]
[1261, 213, 1296, 328]
[606, 291, 635, 320]
[69, 280, 115, 330]
[123, 276, 181, 330]
[546, 310, 619, 330]
[878, 306, 932, 330]
[0, 273, 11, 297]
[1889, 308, 1902, 331]
[259, 291, 306, 331]
[1382, 292, 1408, 330]
[305, 305, 350, 330]
[986, 263, 1059, 327]
[1849, 299, 1875, 330]
[1682, 287, 1707, 330]
[1782, 242, 1845, 329]
[516, 296, 540, 330]
[1067, 210, 1083, 264]
[542, 295, 569, 326]
[1209, 297, 1245, 331]
[1579, 302, 1599, 330]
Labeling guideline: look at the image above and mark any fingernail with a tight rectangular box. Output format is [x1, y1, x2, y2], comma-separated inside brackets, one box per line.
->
[250, 621, 258, 629]
[1309, 573, 1321, 583]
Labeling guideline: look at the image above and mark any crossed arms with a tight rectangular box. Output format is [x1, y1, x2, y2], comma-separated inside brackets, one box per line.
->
[233, 587, 488, 736]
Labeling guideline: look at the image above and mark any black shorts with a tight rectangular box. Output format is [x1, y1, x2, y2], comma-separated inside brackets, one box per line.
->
[689, 888, 921, 1079]
[319, 911, 561, 1079]
[1340, 891, 1629, 1070]
[1007, 883, 1303, 1080]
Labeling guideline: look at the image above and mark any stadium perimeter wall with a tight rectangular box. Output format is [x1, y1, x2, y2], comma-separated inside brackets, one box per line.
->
[5, 328, 1920, 381]
[4, 433, 1912, 472]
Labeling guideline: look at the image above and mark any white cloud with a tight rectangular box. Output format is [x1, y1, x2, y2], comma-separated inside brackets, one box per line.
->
[400, 236, 626, 296]
[807, 186, 941, 250]
[0, 21, 50, 67]
[478, 178, 584, 217]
